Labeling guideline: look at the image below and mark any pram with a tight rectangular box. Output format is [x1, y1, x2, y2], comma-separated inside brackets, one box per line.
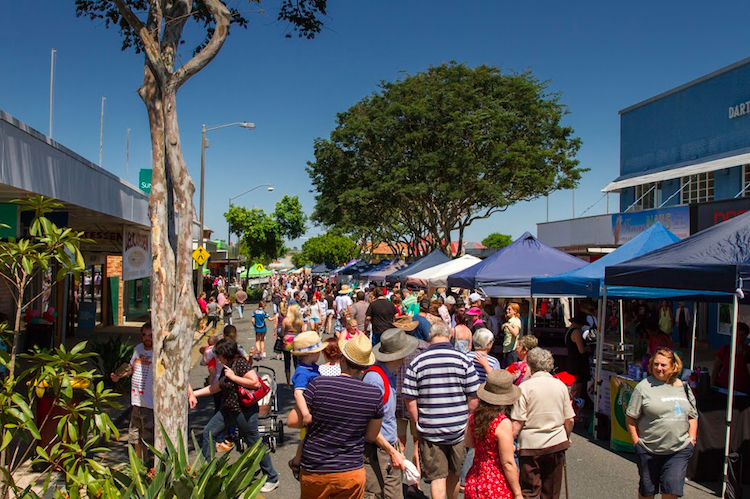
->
[235, 365, 284, 453]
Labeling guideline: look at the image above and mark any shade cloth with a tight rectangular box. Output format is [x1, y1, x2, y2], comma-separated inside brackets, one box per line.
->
[361, 259, 406, 282]
[386, 249, 451, 284]
[239, 265, 273, 278]
[448, 231, 586, 297]
[406, 255, 481, 288]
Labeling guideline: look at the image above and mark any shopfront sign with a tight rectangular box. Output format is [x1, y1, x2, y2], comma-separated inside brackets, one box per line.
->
[728, 99, 750, 119]
[122, 227, 151, 281]
[611, 206, 690, 245]
[695, 197, 750, 232]
[82, 230, 123, 252]
[139, 169, 152, 195]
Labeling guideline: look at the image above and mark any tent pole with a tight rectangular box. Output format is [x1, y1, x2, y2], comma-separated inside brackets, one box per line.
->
[689, 302, 698, 370]
[594, 291, 607, 421]
[619, 299, 625, 344]
[721, 295, 740, 498]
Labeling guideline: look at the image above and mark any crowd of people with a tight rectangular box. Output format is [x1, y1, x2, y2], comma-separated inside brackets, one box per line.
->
[115, 274, 711, 499]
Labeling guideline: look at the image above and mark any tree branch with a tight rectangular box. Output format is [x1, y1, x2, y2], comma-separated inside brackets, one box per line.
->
[111, 0, 168, 86]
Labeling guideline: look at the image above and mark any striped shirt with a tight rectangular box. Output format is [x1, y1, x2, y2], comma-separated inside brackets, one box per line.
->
[302, 375, 384, 473]
[402, 342, 480, 444]
[466, 351, 501, 385]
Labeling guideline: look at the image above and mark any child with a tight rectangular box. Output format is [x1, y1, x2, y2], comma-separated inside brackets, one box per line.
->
[222, 324, 249, 359]
[299, 299, 311, 329]
[287, 331, 326, 480]
[222, 297, 234, 326]
[199, 334, 232, 451]
[253, 301, 270, 360]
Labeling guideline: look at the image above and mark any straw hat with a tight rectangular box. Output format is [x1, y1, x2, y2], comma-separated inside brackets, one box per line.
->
[291, 331, 326, 356]
[393, 315, 419, 332]
[338, 285, 353, 295]
[341, 333, 376, 367]
[374, 328, 419, 362]
[477, 370, 521, 406]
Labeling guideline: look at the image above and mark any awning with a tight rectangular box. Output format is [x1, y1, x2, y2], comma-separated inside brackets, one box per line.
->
[602, 150, 750, 192]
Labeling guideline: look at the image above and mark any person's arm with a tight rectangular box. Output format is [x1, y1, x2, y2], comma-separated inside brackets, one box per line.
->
[564, 417, 574, 439]
[688, 418, 698, 444]
[467, 395, 479, 414]
[224, 365, 261, 389]
[572, 329, 589, 355]
[193, 381, 221, 398]
[405, 398, 418, 428]
[507, 319, 521, 338]
[374, 433, 405, 469]
[475, 352, 492, 375]
[364, 418, 383, 442]
[287, 406, 303, 429]
[110, 355, 135, 382]
[625, 416, 640, 445]
[512, 420, 524, 438]
[188, 385, 197, 408]
[464, 418, 474, 449]
[294, 389, 313, 426]
[497, 419, 523, 499]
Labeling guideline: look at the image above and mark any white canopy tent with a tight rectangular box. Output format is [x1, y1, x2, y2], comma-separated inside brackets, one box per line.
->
[405, 255, 481, 288]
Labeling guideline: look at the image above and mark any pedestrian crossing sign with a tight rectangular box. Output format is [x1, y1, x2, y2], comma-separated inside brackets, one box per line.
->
[255, 263, 265, 273]
[192, 246, 210, 265]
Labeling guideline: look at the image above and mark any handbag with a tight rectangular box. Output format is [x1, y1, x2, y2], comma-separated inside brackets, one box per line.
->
[237, 379, 270, 408]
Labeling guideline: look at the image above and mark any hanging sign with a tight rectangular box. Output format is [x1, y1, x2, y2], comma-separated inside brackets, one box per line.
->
[123, 227, 151, 281]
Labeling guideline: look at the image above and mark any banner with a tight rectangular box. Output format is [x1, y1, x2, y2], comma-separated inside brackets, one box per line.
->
[610, 375, 639, 452]
[695, 197, 750, 232]
[612, 206, 690, 245]
[122, 227, 151, 281]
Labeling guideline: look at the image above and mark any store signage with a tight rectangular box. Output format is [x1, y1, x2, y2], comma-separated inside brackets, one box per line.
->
[139, 169, 153, 194]
[728, 99, 750, 119]
[695, 197, 750, 232]
[122, 227, 151, 281]
[82, 230, 123, 252]
[612, 206, 690, 245]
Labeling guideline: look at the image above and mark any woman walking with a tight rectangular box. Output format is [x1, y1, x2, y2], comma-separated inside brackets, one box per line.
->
[464, 370, 523, 499]
[501, 303, 523, 367]
[626, 348, 697, 499]
[282, 304, 306, 385]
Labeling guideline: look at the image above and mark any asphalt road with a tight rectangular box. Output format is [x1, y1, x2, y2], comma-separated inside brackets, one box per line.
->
[186, 303, 723, 499]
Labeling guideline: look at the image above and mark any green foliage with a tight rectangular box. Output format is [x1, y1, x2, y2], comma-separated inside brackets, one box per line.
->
[293, 232, 357, 267]
[481, 233, 513, 249]
[274, 195, 307, 241]
[308, 62, 585, 256]
[246, 287, 264, 302]
[90, 336, 135, 391]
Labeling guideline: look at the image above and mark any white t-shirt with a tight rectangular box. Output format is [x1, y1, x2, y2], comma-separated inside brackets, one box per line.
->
[130, 343, 154, 409]
[310, 302, 321, 320]
[334, 295, 353, 316]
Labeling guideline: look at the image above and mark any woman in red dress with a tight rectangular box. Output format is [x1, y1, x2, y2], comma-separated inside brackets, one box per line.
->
[464, 370, 524, 499]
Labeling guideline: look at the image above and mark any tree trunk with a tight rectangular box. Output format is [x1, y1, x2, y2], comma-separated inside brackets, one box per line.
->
[456, 224, 465, 258]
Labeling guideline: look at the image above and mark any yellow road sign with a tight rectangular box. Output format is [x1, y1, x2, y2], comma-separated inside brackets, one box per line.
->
[255, 264, 265, 273]
[192, 246, 210, 265]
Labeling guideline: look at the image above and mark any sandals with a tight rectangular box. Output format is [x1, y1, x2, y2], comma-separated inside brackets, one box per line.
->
[288, 460, 301, 481]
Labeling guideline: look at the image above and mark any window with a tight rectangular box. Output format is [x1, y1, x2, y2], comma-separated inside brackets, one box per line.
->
[633, 182, 657, 211]
[681, 172, 714, 204]
[743, 165, 750, 197]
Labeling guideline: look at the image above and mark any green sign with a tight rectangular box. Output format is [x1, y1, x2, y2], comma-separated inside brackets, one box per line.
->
[139, 169, 153, 194]
[0, 203, 18, 239]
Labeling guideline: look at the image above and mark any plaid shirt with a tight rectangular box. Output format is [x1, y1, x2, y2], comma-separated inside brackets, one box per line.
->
[394, 338, 429, 420]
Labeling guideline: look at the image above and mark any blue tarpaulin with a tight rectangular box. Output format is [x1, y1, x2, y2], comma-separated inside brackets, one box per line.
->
[386, 249, 450, 284]
[447, 232, 587, 297]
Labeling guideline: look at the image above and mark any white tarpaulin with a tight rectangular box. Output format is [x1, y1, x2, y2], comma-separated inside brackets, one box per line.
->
[122, 227, 151, 281]
[406, 255, 480, 288]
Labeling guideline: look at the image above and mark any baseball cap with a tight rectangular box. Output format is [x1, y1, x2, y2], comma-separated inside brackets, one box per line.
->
[469, 292, 485, 303]
[445, 296, 456, 306]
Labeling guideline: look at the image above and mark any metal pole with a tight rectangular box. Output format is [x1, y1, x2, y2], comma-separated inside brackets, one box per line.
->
[227, 197, 231, 280]
[619, 299, 625, 344]
[594, 294, 606, 418]
[49, 49, 56, 139]
[99, 97, 106, 167]
[606, 193, 610, 214]
[689, 303, 698, 370]
[546, 195, 549, 222]
[126, 129, 130, 183]
[198, 124, 206, 297]
[572, 190, 576, 218]
[721, 295, 740, 498]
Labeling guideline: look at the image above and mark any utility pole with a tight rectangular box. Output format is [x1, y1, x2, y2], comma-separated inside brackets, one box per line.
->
[126, 128, 130, 182]
[99, 97, 106, 167]
[49, 49, 57, 139]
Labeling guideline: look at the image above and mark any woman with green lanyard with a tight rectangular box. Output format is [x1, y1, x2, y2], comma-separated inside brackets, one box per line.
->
[501, 302, 522, 368]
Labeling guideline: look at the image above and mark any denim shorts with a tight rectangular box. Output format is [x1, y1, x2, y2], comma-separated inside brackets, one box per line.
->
[634, 442, 694, 497]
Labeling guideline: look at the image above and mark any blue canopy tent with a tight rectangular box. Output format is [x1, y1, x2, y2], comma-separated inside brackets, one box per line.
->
[447, 232, 587, 297]
[605, 210, 750, 496]
[386, 249, 450, 284]
[310, 262, 336, 274]
[361, 259, 406, 283]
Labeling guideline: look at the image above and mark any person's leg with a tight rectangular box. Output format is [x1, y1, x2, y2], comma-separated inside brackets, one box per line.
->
[236, 407, 279, 484]
[128, 406, 143, 463]
[446, 472, 461, 499]
[519, 455, 542, 499]
[446, 440, 467, 499]
[258, 333, 266, 358]
[658, 443, 693, 499]
[430, 479, 447, 499]
[255, 332, 261, 357]
[201, 409, 228, 460]
[238, 304, 244, 319]
[283, 350, 292, 384]
[460, 448, 475, 487]
[363, 442, 383, 499]
[539, 451, 564, 499]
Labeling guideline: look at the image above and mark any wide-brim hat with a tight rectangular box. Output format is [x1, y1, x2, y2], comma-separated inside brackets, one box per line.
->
[339, 285, 352, 295]
[291, 331, 326, 355]
[341, 333, 376, 367]
[477, 370, 521, 406]
[393, 315, 419, 331]
[374, 328, 419, 362]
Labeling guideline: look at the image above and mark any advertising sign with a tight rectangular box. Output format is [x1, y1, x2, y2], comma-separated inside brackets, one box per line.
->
[612, 206, 690, 245]
[695, 197, 750, 232]
[82, 230, 123, 252]
[123, 227, 151, 281]
[139, 169, 153, 195]
[609, 375, 639, 452]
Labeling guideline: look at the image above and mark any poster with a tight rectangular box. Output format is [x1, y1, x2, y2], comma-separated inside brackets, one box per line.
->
[123, 227, 151, 281]
[612, 206, 690, 245]
[609, 375, 639, 452]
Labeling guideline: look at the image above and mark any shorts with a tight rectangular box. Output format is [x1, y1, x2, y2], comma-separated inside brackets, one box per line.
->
[254, 329, 267, 337]
[310, 318, 320, 323]
[634, 442, 694, 497]
[396, 418, 418, 442]
[300, 468, 365, 499]
[418, 436, 466, 481]
[128, 405, 154, 447]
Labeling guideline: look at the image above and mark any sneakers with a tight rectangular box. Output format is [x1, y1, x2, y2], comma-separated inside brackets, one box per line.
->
[260, 480, 280, 493]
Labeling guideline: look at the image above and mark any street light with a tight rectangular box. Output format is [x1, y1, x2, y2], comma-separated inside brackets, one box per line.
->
[227, 184, 274, 279]
[198, 121, 256, 296]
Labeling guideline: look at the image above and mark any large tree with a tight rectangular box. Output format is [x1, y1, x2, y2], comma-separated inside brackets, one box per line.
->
[482, 232, 513, 249]
[75, 0, 327, 449]
[291, 232, 358, 267]
[308, 63, 585, 256]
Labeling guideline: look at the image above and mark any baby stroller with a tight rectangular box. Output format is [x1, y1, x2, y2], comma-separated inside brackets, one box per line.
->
[236, 365, 284, 452]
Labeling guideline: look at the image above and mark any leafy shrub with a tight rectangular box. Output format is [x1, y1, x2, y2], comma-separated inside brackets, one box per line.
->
[91, 335, 135, 391]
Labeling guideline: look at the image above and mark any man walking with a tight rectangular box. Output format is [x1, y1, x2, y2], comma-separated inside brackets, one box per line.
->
[235, 286, 247, 319]
[364, 328, 419, 498]
[403, 322, 480, 499]
[365, 287, 398, 345]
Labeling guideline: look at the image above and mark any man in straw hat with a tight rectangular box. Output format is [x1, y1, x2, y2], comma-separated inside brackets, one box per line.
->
[288, 333, 385, 499]
[403, 322, 480, 499]
[363, 328, 420, 498]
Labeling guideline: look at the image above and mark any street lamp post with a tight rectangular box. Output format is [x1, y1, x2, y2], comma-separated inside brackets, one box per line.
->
[227, 184, 274, 279]
[198, 121, 255, 296]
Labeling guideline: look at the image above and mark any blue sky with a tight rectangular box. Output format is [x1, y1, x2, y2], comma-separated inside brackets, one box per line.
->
[2, 0, 749, 248]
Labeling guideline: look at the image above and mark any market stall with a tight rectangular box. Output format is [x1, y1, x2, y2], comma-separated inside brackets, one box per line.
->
[386, 249, 450, 284]
[406, 255, 480, 288]
[361, 258, 405, 284]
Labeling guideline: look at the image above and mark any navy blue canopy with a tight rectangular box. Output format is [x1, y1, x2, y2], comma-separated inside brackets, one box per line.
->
[605, 210, 750, 296]
[448, 232, 587, 297]
[386, 250, 450, 284]
[531, 223, 681, 298]
[361, 259, 406, 282]
[340, 259, 379, 276]
[310, 262, 336, 274]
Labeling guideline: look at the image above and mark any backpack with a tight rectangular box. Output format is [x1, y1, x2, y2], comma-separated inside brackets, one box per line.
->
[364, 365, 391, 405]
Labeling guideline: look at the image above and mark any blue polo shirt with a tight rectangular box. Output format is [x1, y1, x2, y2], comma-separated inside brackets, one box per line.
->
[291, 362, 320, 390]
[362, 362, 397, 445]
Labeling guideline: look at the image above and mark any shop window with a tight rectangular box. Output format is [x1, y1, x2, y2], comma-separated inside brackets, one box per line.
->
[633, 183, 657, 211]
[681, 172, 714, 204]
[743, 164, 750, 197]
